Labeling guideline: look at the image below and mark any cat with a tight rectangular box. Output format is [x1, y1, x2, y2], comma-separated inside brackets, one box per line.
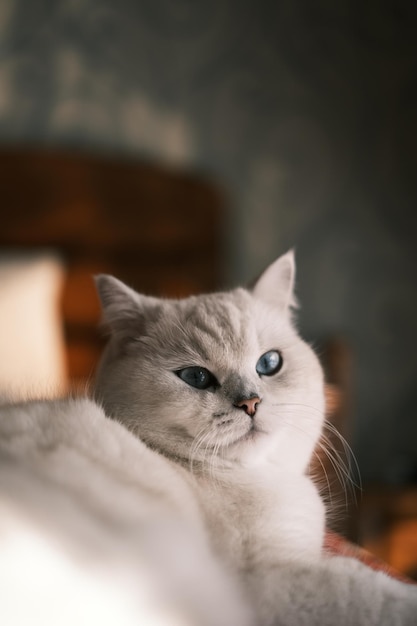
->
[0, 397, 251, 626]
[1, 251, 416, 625]
[94, 250, 417, 626]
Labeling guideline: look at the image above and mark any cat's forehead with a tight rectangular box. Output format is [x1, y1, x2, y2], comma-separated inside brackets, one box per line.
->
[158, 288, 254, 366]
[178, 288, 252, 346]
[145, 287, 292, 367]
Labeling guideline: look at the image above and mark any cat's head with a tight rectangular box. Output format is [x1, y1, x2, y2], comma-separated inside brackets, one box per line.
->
[94, 251, 324, 472]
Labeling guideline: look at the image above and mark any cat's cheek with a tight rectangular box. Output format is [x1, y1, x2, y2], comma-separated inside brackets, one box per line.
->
[253, 405, 282, 433]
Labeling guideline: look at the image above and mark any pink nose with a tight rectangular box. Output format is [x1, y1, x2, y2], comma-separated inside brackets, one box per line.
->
[234, 396, 261, 417]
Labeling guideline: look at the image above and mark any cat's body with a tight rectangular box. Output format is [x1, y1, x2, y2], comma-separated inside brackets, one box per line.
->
[193, 464, 324, 571]
[0, 397, 251, 626]
[94, 253, 326, 576]
[94, 251, 417, 625]
[0, 251, 416, 625]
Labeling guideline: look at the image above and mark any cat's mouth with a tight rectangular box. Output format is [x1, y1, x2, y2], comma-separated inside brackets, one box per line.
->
[228, 421, 265, 447]
[212, 410, 267, 449]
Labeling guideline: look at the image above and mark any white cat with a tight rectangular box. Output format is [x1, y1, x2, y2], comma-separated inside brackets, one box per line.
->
[0, 251, 416, 626]
[94, 250, 417, 625]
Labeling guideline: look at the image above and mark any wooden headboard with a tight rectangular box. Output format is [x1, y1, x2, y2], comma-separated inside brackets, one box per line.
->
[0, 148, 225, 386]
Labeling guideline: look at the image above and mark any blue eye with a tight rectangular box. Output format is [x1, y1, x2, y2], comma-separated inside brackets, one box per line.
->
[175, 367, 218, 390]
[256, 350, 282, 376]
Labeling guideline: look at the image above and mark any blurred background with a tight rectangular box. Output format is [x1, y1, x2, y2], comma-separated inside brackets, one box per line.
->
[0, 0, 416, 577]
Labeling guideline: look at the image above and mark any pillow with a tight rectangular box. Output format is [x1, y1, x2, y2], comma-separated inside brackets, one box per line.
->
[0, 252, 67, 399]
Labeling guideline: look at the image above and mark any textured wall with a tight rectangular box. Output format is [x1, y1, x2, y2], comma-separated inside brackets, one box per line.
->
[0, 0, 416, 483]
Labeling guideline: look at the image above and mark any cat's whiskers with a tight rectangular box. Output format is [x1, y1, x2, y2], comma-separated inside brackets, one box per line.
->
[272, 403, 360, 511]
[270, 402, 362, 494]
[271, 402, 357, 478]
[314, 436, 351, 511]
[289, 415, 353, 502]
[189, 424, 215, 473]
[271, 401, 323, 414]
[190, 416, 253, 483]
[278, 413, 354, 526]
[277, 415, 335, 508]
[322, 419, 362, 492]
[190, 422, 232, 482]
[318, 430, 358, 490]
[210, 437, 225, 483]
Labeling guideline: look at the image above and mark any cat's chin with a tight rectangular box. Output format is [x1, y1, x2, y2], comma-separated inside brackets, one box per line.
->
[223, 423, 267, 455]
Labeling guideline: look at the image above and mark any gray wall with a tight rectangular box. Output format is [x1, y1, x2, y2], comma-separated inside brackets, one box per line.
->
[1, 0, 416, 483]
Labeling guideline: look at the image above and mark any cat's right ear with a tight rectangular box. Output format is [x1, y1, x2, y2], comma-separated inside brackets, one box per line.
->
[95, 275, 157, 341]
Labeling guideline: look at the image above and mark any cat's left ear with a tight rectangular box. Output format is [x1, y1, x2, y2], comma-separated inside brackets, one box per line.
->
[251, 249, 298, 312]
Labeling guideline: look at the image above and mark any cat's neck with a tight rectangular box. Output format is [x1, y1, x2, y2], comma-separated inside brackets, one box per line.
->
[157, 443, 305, 485]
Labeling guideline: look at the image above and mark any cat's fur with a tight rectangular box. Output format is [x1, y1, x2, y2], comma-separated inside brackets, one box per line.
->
[0, 397, 252, 626]
[94, 251, 417, 625]
[0, 251, 416, 625]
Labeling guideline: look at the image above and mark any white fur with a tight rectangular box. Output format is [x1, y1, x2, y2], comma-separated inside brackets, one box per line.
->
[0, 398, 251, 626]
[94, 251, 417, 625]
[1, 252, 416, 626]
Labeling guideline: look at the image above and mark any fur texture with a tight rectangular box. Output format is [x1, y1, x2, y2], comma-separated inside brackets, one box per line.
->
[0, 398, 250, 626]
[1, 251, 416, 625]
[94, 251, 417, 625]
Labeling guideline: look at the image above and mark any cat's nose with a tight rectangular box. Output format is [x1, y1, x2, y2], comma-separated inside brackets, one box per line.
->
[234, 395, 261, 417]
